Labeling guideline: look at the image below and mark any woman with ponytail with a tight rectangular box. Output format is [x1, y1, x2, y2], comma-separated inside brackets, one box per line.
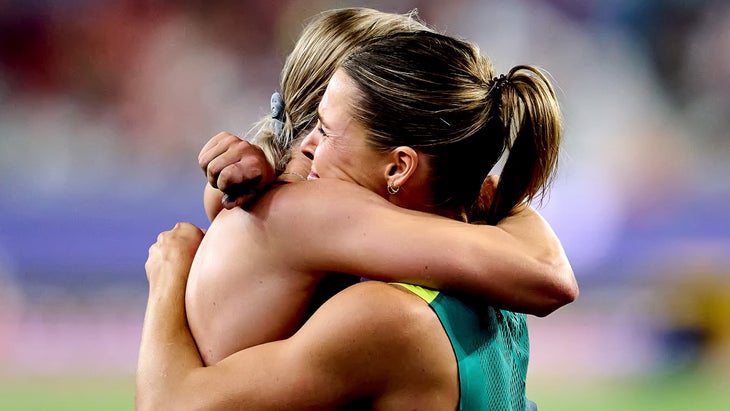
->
[329, 32, 562, 227]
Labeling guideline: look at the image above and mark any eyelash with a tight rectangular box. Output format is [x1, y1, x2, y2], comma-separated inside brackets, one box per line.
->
[317, 121, 328, 138]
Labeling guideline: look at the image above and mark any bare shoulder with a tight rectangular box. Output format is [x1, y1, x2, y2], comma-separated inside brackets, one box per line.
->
[332, 281, 430, 327]
[262, 179, 387, 216]
[298, 281, 431, 348]
[295, 281, 458, 409]
[255, 180, 398, 268]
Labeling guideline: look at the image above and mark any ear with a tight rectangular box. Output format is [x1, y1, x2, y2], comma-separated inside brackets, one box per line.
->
[383, 146, 419, 191]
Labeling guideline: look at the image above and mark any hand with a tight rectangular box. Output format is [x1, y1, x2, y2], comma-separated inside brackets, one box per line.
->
[198, 132, 276, 209]
[477, 175, 530, 223]
[145, 222, 204, 287]
[478, 175, 500, 210]
[469, 175, 500, 223]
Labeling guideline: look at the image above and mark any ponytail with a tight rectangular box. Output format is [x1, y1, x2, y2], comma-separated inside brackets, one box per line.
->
[484, 65, 561, 224]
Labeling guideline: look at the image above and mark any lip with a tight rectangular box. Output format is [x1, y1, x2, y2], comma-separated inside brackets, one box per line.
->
[308, 171, 320, 180]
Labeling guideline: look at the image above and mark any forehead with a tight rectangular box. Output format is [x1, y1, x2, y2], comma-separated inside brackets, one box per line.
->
[319, 69, 356, 123]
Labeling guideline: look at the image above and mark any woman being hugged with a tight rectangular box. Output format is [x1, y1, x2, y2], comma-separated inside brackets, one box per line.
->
[334, 33, 561, 226]
[298, 32, 566, 409]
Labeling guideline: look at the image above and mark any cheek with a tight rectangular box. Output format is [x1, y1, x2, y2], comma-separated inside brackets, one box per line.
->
[352, 151, 386, 186]
[313, 142, 343, 171]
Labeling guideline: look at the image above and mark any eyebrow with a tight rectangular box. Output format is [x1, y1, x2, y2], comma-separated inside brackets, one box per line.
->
[316, 108, 330, 130]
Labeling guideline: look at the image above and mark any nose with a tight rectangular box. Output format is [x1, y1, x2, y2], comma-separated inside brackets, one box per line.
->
[299, 127, 319, 160]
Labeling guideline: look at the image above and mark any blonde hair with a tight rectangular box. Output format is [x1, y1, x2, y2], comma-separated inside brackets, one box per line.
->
[249, 8, 430, 172]
[342, 31, 562, 222]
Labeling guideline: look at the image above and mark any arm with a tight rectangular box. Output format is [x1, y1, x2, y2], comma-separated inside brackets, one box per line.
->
[137, 223, 206, 408]
[137, 223, 444, 410]
[491, 204, 577, 316]
[197, 134, 577, 315]
[269, 179, 577, 317]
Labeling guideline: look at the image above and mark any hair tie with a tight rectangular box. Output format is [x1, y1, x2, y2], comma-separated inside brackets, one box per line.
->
[271, 92, 285, 138]
[489, 74, 508, 94]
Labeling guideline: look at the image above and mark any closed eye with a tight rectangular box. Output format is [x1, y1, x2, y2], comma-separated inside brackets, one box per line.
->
[315, 110, 330, 138]
[315, 118, 328, 138]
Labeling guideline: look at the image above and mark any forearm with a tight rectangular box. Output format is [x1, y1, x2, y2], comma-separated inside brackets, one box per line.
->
[364, 206, 576, 316]
[490, 206, 577, 316]
[136, 275, 204, 410]
[273, 180, 576, 318]
[204, 183, 225, 222]
[495, 207, 563, 268]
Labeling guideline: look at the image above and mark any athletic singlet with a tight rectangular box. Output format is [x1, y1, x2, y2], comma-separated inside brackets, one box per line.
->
[396, 283, 532, 411]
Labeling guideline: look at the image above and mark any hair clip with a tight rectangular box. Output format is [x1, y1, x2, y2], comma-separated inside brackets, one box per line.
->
[271, 92, 285, 138]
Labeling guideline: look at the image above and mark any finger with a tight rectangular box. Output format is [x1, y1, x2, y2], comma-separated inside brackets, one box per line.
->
[199, 133, 228, 172]
[198, 132, 238, 163]
[219, 176, 261, 203]
[221, 193, 237, 209]
[199, 132, 242, 174]
[172, 221, 201, 236]
[206, 149, 253, 188]
[206, 142, 264, 189]
[156, 230, 168, 243]
[216, 161, 264, 193]
[147, 242, 157, 257]
[222, 192, 256, 210]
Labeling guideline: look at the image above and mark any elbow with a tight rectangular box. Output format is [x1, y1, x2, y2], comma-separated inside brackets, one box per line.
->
[555, 260, 579, 305]
[533, 261, 579, 318]
[136, 391, 194, 411]
[135, 389, 158, 411]
[135, 384, 173, 411]
[554, 270, 579, 308]
[136, 381, 194, 411]
[135, 397, 153, 411]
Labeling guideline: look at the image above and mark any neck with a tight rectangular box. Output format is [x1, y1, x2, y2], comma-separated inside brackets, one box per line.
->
[432, 206, 468, 222]
[278, 171, 307, 184]
[395, 195, 466, 223]
[277, 154, 312, 184]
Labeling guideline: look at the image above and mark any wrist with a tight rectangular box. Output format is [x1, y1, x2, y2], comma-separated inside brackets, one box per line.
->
[147, 267, 188, 297]
[147, 282, 186, 318]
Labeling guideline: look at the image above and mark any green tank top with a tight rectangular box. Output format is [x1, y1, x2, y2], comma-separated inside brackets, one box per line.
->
[398, 284, 530, 411]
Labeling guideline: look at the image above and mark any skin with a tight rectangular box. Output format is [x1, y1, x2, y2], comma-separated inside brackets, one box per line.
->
[138, 69, 575, 409]
[141, 222, 458, 410]
[200, 137, 278, 218]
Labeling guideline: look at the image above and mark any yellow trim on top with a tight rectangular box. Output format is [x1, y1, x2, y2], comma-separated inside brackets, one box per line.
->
[393, 283, 440, 304]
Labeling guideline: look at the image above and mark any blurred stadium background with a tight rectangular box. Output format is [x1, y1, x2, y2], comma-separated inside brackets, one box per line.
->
[0, 0, 728, 409]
